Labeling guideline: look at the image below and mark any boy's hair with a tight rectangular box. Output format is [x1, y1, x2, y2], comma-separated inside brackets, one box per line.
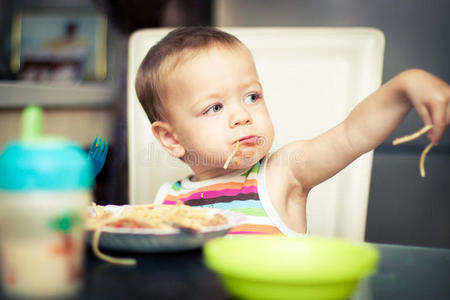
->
[135, 27, 244, 123]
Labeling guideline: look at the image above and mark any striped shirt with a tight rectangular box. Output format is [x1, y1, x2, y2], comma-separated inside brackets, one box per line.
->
[154, 156, 306, 236]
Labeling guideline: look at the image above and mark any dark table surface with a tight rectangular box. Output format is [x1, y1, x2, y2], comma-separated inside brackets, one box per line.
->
[2, 243, 450, 300]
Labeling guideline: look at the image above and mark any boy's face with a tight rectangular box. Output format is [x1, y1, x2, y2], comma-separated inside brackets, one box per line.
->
[157, 45, 274, 178]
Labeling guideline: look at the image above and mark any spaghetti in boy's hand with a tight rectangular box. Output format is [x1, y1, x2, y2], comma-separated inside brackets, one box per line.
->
[401, 69, 450, 145]
[393, 125, 433, 177]
[392, 125, 433, 146]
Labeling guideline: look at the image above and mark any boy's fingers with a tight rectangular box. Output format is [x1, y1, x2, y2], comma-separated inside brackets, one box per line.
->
[430, 101, 447, 144]
[415, 105, 433, 140]
[447, 101, 450, 125]
[417, 104, 432, 124]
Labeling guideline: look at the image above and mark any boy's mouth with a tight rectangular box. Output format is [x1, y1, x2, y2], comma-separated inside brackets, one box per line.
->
[237, 135, 260, 146]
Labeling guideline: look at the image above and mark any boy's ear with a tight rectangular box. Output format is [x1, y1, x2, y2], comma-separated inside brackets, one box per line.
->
[151, 121, 186, 158]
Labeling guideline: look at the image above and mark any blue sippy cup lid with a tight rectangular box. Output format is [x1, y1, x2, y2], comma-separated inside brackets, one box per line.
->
[0, 106, 93, 191]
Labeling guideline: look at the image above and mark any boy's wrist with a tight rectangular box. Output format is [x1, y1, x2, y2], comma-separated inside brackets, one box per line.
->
[394, 68, 424, 106]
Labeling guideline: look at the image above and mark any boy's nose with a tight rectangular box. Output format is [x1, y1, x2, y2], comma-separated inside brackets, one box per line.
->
[230, 104, 253, 127]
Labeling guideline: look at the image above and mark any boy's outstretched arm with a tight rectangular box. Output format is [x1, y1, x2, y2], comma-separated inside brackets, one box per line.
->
[284, 69, 450, 192]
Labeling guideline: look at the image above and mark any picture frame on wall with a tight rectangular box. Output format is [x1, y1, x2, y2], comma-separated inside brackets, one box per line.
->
[10, 10, 107, 84]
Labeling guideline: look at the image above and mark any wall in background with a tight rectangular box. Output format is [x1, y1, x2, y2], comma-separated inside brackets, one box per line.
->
[214, 0, 450, 248]
[0, 0, 123, 148]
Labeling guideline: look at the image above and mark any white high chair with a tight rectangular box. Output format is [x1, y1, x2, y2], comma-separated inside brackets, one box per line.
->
[127, 28, 385, 241]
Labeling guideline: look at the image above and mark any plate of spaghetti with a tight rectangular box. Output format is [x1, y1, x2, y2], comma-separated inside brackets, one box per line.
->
[85, 202, 246, 265]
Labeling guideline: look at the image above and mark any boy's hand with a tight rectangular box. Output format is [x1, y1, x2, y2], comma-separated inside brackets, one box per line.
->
[402, 69, 450, 144]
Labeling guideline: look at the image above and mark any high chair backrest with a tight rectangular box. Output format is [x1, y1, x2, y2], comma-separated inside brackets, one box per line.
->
[127, 27, 384, 241]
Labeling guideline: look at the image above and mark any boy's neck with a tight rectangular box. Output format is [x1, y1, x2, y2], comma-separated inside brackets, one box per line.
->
[190, 166, 248, 182]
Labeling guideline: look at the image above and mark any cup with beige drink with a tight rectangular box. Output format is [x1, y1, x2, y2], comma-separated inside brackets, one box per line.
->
[0, 106, 92, 299]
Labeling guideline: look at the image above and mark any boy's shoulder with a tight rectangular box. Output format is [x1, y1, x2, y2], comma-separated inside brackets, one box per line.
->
[266, 140, 309, 183]
[258, 144, 310, 233]
[265, 140, 310, 203]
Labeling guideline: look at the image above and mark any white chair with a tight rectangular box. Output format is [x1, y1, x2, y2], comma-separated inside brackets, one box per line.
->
[127, 27, 385, 241]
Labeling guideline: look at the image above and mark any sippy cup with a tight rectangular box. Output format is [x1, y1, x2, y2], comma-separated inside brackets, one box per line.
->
[0, 106, 93, 299]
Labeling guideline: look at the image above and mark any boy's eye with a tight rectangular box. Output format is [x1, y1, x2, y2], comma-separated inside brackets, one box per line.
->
[204, 103, 223, 115]
[244, 93, 260, 104]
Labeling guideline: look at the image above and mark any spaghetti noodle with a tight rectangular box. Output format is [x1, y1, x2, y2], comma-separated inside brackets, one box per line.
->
[223, 141, 240, 169]
[392, 124, 433, 146]
[392, 125, 433, 177]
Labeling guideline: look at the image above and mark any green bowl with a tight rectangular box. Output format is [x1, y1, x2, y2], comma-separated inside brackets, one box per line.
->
[204, 235, 378, 300]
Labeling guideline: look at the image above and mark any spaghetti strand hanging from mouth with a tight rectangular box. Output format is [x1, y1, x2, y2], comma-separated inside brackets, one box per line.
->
[223, 141, 240, 169]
